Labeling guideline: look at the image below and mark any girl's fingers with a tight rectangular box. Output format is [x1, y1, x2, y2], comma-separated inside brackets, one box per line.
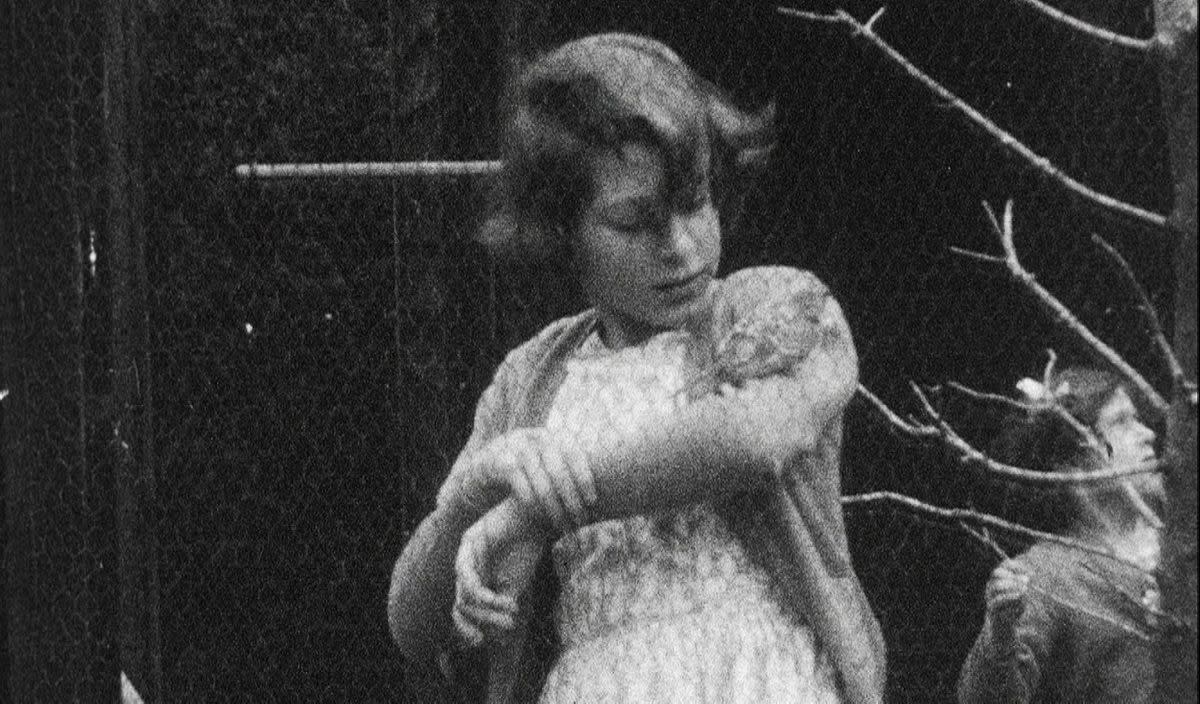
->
[559, 442, 595, 526]
[516, 442, 568, 530]
[452, 605, 484, 647]
[540, 444, 586, 530]
[992, 590, 1026, 609]
[997, 559, 1028, 578]
[454, 594, 517, 633]
[457, 571, 517, 616]
[454, 530, 487, 595]
[567, 442, 599, 506]
[455, 528, 515, 614]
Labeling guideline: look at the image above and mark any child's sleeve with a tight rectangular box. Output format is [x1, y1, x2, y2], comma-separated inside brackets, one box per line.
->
[387, 356, 514, 661]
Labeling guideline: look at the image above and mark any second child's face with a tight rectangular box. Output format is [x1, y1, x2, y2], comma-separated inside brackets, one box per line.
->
[574, 141, 720, 349]
[1095, 388, 1162, 502]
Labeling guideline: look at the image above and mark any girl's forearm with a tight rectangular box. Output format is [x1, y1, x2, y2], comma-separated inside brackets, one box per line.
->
[585, 392, 786, 516]
[571, 292, 856, 523]
[583, 358, 853, 521]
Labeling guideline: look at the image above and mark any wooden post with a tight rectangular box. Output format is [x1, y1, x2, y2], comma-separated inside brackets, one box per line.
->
[2, 1, 116, 702]
[105, 0, 163, 700]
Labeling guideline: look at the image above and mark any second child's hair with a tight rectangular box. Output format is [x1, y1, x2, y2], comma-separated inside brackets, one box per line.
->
[479, 33, 775, 263]
[990, 366, 1131, 533]
[991, 366, 1128, 474]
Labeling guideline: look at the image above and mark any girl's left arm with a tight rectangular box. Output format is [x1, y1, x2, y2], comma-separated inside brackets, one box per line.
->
[577, 273, 856, 521]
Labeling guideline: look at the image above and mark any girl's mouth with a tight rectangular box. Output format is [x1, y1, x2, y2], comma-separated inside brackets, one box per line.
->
[657, 270, 704, 293]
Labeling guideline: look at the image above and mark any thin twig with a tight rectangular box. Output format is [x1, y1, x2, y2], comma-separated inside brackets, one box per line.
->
[1041, 348, 1059, 389]
[1091, 233, 1187, 390]
[960, 521, 1009, 560]
[1008, 0, 1157, 53]
[935, 381, 1034, 414]
[948, 247, 1006, 265]
[863, 6, 887, 32]
[973, 201, 1170, 419]
[776, 8, 841, 24]
[1080, 561, 1197, 634]
[857, 384, 1164, 486]
[843, 491, 1151, 572]
[856, 384, 938, 439]
[775, 7, 1171, 234]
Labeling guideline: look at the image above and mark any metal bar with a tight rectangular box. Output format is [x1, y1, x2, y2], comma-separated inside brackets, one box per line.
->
[233, 160, 502, 180]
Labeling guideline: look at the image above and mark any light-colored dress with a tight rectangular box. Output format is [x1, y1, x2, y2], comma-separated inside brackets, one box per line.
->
[536, 329, 842, 704]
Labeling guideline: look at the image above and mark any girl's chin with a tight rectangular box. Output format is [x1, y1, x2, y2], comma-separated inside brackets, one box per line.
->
[654, 299, 713, 335]
[660, 281, 716, 320]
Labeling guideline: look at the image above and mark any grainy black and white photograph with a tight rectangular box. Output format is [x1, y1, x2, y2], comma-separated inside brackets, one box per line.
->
[2, 1, 1196, 702]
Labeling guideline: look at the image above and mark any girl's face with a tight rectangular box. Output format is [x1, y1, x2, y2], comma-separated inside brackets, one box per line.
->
[1094, 388, 1161, 498]
[574, 141, 720, 348]
[1096, 388, 1155, 466]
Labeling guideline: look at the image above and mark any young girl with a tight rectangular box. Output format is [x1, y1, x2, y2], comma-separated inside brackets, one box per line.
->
[388, 33, 886, 704]
[958, 366, 1162, 704]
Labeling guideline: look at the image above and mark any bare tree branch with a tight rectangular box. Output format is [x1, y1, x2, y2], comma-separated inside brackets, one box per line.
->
[948, 247, 1006, 265]
[857, 383, 1164, 486]
[934, 380, 1035, 414]
[1008, 0, 1158, 53]
[1091, 233, 1188, 390]
[775, 6, 1171, 234]
[856, 384, 939, 440]
[960, 521, 1008, 559]
[843, 490, 1152, 572]
[957, 521, 1160, 641]
[959, 200, 1171, 418]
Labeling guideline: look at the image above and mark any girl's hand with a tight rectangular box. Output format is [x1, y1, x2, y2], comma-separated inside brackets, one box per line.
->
[985, 559, 1030, 648]
[452, 499, 545, 647]
[504, 429, 597, 534]
[437, 445, 508, 514]
[439, 429, 597, 531]
[461, 428, 596, 533]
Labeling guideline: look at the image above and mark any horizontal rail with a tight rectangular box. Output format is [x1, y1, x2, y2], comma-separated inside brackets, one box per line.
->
[233, 160, 503, 180]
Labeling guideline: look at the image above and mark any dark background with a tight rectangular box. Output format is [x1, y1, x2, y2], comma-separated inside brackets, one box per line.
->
[1, 0, 1174, 702]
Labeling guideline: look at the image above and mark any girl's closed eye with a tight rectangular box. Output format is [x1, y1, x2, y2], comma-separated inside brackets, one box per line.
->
[675, 181, 712, 214]
[603, 202, 663, 234]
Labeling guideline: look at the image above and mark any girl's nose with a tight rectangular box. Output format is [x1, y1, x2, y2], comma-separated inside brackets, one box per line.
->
[659, 214, 697, 262]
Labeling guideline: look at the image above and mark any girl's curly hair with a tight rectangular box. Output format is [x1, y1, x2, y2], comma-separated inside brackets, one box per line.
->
[478, 33, 775, 265]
